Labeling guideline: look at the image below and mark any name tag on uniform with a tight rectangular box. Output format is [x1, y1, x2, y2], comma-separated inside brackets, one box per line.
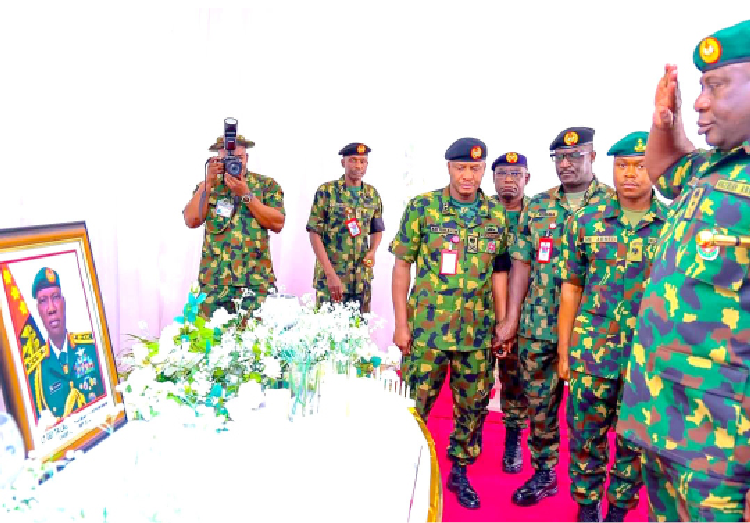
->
[583, 236, 618, 244]
[216, 198, 234, 218]
[537, 238, 553, 263]
[346, 218, 362, 237]
[440, 250, 458, 275]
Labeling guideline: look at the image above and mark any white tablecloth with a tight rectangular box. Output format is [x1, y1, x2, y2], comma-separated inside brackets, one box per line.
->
[25, 402, 434, 522]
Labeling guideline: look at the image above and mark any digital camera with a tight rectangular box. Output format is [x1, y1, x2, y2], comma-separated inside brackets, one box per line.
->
[222, 117, 243, 178]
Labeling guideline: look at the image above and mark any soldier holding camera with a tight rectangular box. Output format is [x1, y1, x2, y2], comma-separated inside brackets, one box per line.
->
[183, 118, 286, 319]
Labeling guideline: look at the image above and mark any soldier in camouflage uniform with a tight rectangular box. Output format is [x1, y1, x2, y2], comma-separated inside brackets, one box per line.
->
[617, 20, 750, 522]
[27, 267, 105, 422]
[183, 133, 286, 320]
[390, 137, 511, 510]
[306, 142, 385, 313]
[496, 126, 616, 507]
[480, 151, 532, 473]
[558, 132, 666, 522]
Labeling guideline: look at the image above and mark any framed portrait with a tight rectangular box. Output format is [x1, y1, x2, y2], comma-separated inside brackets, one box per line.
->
[0, 221, 126, 461]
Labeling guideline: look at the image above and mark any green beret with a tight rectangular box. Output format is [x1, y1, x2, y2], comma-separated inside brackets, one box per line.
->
[607, 131, 649, 157]
[208, 135, 255, 152]
[32, 267, 61, 299]
[693, 20, 750, 72]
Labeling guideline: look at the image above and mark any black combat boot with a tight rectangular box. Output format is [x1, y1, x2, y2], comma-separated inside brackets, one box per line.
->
[446, 463, 480, 509]
[603, 504, 628, 522]
[577, 501, 602, 522]
[511, 467, 557, 506]
[502, 427, 523, 473]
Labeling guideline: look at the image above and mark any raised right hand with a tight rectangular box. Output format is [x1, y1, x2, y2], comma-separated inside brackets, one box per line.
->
[393, 324, 412, 356]
[653, 64, 681, 129]
[207, 157, 224, 188]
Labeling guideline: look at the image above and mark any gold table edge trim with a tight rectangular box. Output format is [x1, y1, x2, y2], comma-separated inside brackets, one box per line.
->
[410, 406, 443, 522]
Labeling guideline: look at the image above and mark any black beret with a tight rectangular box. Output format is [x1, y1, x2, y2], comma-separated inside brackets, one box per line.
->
[549, 127, 595, 151]
[445, 137, 487, 162]
[339, 143, 371, 156]
[492, 152, 528, 171]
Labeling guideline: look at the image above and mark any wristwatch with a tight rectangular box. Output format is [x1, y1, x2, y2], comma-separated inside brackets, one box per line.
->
[241, 193, 255, 204]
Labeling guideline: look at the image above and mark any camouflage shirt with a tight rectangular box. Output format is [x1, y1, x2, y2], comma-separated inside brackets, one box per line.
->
[490, 195, 530, 245]
[559, 194, 667, 378]
[618, 142, 750, 479]
[306, 176, 384, 295]
[510, 178, 615, 342]
[389, 187, 510, 351]
[194, 172, 285, 289]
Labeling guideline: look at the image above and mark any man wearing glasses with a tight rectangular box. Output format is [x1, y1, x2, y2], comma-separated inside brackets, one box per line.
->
[480, 152, 532, 474]
[495, 127, 615, 507]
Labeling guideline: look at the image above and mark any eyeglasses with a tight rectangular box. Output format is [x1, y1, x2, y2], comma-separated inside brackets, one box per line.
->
[494, 171, 526, 180]
[550, 151, 591, 163]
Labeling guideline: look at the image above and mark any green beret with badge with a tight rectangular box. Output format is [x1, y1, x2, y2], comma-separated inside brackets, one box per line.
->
[32, 267, 61, 299]
[209, 135, 255, 151]
[693, 19, 750, 72]
[607, 131, 649, 157]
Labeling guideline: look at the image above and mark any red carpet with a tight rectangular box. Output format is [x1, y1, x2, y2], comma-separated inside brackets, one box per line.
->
[425, 378, 650, 522]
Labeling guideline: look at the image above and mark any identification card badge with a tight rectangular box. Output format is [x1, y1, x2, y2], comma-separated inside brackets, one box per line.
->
[537, 238, 553, 264]
[345, 217, 362, 237]
[440, 249, 458, 275]
[216, 198, 234, 218]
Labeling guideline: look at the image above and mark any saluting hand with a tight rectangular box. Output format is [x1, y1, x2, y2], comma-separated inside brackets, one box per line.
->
[654, 64, 681, 129]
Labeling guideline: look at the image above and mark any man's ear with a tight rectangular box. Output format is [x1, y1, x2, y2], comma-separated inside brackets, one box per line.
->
[341, 158, 346, 169]
[525, 172, 531, 184]
[591, 150, 596, 162]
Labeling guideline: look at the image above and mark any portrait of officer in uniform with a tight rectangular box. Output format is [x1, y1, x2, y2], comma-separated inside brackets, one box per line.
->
[27, 267, 105, 423]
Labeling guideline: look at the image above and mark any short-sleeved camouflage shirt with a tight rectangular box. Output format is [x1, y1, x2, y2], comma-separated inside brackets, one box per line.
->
[559, 194, 667, 378]
[389, 187, 510, 351]
[618, 142, 750, 479]
[510, 178, 615, 343]
[193, 172, 285, 290]
[305, 176, 384, 295]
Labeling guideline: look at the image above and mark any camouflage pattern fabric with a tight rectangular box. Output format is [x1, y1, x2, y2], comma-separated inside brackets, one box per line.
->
[510, 178, 615, 342]
[306, 176, 384, 313]
[389, 187, 510, 351]
[401, 345, 491, 466]
[198, 284, 268, 320]
[559, 194, 667, 378]
[194, 172, 284, 293]
[485, 196, 530, 429]
[617, 143, 750, 483]
[567, 371, 642, 509]
[641, 448, 749, 522]
[518, 337, 563, 469]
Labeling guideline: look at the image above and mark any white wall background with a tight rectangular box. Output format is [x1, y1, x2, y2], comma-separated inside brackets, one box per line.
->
[0, 2, 745, 388]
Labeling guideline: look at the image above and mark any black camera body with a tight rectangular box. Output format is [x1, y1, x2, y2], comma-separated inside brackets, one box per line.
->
[222, 117, 243, 178]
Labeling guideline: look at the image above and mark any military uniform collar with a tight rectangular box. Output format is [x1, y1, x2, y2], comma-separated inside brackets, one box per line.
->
[440, 187, 490, 217]
[337, 175, 368, 190]
[707, 142, 750, 167]
[553, 176, 602, 203]
[48, 336, 69, 360]
[604, 190, 667, 227]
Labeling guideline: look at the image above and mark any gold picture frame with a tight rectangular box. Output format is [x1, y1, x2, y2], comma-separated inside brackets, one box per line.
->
[0, 221, 126, 461]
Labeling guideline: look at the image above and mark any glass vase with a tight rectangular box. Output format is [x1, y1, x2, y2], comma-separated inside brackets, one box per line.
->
[288, 361, 322, 420]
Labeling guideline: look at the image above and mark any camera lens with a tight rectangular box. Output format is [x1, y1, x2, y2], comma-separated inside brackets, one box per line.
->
[227, 161, 242, 176]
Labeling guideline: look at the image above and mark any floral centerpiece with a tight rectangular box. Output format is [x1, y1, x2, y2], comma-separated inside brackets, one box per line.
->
[117, 284, 395, 425]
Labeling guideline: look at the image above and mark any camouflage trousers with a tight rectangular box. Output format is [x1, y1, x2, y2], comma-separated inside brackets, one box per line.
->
[519, 337, 564, 470]
[479, 340, 528, 430]
[567, 371, 642, 509]
[641, 449, 749, 522]
[401, 346, 491, 466]
[199, 284, 268, 321]
[315, 287, 371, 313]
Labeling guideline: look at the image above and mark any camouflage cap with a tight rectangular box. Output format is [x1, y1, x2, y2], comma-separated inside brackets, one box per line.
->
[208, 135, 255, 152]
[339, 142, 371, 156]
[693, 20, 750, 72]
[492, 152, 528, 171]
[32, 267, 61, 299]
[550, 127, 595, 150]
[445, 137, 487, 162]
[607, 131, 649, 157]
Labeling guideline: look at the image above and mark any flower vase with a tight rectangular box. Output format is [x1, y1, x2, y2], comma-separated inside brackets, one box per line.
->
[288, 361, 321, 420]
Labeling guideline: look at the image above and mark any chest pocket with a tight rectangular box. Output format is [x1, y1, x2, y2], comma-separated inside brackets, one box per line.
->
[674, 186, 750, 293]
